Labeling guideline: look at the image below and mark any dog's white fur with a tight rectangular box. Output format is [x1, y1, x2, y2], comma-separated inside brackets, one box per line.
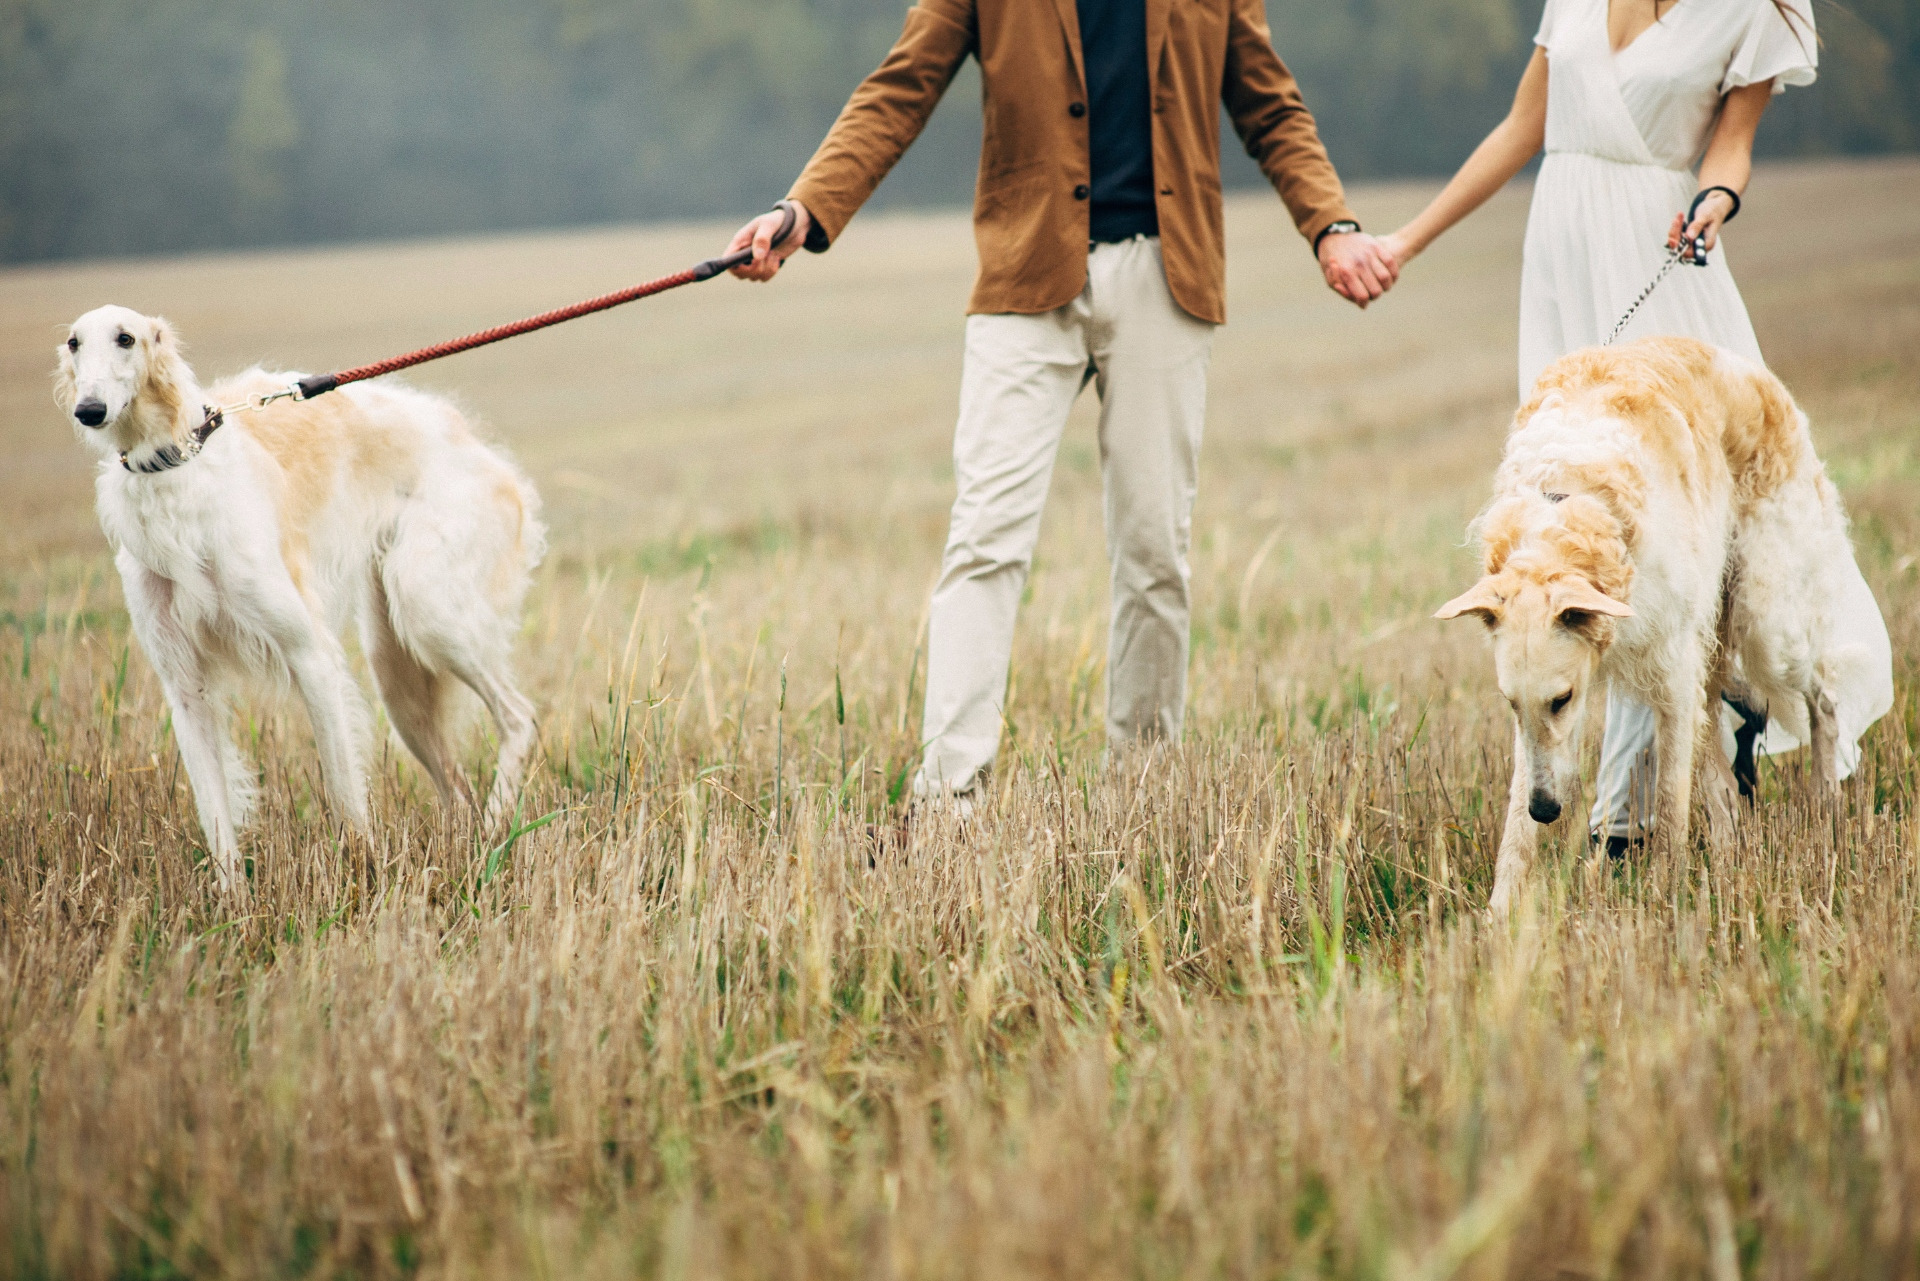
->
[1438, 337, 1854, 914]
[56, 305, 545, 891]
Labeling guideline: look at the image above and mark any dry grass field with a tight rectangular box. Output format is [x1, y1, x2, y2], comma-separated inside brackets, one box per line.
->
[1, 157, 1918, 1279]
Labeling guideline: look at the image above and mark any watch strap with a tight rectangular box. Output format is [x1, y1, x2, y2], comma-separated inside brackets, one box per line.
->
[1315, 220, 1362, 254]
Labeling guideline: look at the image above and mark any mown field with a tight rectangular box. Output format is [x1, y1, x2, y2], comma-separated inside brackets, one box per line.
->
[1, 158, 1917, 1279]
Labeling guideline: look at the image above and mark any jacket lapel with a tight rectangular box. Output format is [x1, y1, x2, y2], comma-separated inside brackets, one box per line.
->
[1050, 0, 1086, 91]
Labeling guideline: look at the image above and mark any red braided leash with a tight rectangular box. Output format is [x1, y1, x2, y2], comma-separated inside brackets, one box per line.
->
[329, 265, 701, 389]
[282, 203, 798, 404]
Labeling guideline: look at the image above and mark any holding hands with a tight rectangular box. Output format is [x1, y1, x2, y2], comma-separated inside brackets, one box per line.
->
[1318, 230, 1401, 308]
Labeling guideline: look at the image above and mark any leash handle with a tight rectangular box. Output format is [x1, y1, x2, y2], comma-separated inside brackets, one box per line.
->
[697, 200, 801, 279]
[290, 200, 802, 403]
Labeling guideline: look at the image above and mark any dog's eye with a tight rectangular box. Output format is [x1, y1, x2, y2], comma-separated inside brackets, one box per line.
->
[115, 332, 136, 349]
[1549, 692, 1573, 715]
[66, 336, 79, 352]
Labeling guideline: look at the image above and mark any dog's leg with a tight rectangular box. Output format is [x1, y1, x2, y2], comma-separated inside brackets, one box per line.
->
[1807, 686, 1840, 792]
[363, 581, 472, 809]
[287, 634, 373, 833]
[396, 553, 540, 824]
[122, 562, 245, 891]
[1699, 707, 1740, 855]
[1651, 668, 1704, 868]
[168, 683, 246, 892]
[453, 662, 538, 828]
[1490, 723, 1539, 918]
[1698, 595, 1744, 851]
[1700, 673, 1741, 857]
[264, 591, 372, 834]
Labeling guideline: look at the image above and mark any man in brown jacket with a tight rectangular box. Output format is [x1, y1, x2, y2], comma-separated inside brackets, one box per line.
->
[724, 0, 1397, 809]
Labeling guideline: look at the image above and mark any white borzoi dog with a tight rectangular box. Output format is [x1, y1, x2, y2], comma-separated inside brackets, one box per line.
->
[56, 305, 545, 892]
[1436, 337, 1868, 914]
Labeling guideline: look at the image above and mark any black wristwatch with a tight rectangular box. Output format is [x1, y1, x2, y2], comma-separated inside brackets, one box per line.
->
[1314, 219, 1361, 256]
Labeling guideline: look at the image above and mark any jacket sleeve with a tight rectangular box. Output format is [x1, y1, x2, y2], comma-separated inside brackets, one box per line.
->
[787, 0, 976, 252]
[1221, 0, 1357, 249]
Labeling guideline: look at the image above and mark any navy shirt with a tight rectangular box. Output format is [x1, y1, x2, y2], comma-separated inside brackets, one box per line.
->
[1075, 0, 1159, 243]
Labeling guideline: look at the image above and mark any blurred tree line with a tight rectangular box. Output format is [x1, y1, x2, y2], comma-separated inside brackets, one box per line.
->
[1, 0, 1912, 262]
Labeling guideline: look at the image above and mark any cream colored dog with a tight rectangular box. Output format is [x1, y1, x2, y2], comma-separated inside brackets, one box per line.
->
[56, 305, 544, 892]
[1438, 337, 1856, 913]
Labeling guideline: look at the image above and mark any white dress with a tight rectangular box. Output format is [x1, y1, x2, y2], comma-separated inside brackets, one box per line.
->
[1519, 0, 1893, 824]
[1522, 0, 1814, 388]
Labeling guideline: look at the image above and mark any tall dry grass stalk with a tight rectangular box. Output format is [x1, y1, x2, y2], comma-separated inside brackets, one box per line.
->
[2, 162, 1918, 1278]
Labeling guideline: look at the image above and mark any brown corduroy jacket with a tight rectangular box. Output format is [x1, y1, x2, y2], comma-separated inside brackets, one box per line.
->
[787, 0, 1356, 325]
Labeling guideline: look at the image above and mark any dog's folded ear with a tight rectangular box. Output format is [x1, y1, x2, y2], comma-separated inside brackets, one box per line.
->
[1551, 580, 1633, 635]
[1435, 579, 1504, 627]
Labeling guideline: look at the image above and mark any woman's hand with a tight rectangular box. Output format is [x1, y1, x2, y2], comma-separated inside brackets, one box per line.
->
[1379, 229, 1418, 270]
[1668, 188, 1737, 255]
[724, 202, 813, 282]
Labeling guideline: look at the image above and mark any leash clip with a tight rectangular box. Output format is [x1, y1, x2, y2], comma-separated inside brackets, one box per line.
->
[252, 385, 305, 409]
[212, 384, 303, 420]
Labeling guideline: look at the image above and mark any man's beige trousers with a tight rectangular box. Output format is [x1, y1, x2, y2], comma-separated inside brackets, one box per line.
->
[915, 236, 1216, 797]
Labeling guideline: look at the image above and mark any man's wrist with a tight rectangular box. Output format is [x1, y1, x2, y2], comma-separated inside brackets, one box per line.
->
[782, 196, 831, 254]
[1314, 220, 1361, 258]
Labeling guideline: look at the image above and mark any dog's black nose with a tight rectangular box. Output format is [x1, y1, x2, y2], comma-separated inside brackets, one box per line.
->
[1528, 791, 1563, 825]
[73, 398, 108, 427]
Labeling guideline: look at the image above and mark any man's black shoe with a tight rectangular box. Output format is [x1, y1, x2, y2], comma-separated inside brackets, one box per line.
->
[1723, 691, 1768, 799]
[1590, 831, 1643, 862]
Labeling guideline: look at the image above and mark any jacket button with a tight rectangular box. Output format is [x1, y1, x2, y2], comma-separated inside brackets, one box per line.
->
[1068, 102, 1086, 118]
[1074, 184, 1090, 200]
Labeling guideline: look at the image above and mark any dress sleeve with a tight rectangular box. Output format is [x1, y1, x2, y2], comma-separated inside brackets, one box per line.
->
[1533, 0, 1558, 48]
[1723, 0, 1818, 94]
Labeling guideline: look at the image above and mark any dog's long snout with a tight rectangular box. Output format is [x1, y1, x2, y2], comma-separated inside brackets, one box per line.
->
[73, 398, 108, 428]
[1528, 790, 1563, 825]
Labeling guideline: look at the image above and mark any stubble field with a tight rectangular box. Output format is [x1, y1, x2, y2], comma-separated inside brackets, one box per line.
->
[1, 158, 1918, 1279]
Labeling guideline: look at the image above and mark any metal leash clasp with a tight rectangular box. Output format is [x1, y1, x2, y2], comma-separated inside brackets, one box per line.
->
[252, 385, 306, 409]
[213, 384, 304, 419]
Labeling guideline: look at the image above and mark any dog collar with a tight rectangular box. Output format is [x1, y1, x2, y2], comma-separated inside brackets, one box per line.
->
[121, 404, 224, 474]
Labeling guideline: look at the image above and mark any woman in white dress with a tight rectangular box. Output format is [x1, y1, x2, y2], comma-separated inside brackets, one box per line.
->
[1382, 0, 1893, 850]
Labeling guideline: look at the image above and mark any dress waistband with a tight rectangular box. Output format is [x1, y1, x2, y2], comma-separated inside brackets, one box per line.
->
[1543, 148, 1691, 174]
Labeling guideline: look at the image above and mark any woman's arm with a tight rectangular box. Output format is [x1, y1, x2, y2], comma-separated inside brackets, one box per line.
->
[1382, 47, 1548, 267]
[1666, 79, 1773, 254]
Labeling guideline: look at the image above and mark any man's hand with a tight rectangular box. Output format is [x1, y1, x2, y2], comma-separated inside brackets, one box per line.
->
[1317, 232, 1399, 309]
[725, 202, 813, 282]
